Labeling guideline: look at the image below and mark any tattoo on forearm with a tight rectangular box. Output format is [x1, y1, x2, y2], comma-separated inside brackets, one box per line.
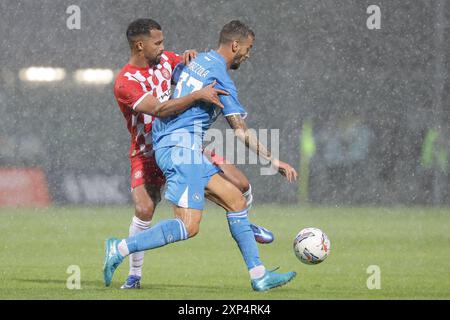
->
[249, 135, 271, 159]
[226, 114, 272, 160]
[226, 115, 245, 131]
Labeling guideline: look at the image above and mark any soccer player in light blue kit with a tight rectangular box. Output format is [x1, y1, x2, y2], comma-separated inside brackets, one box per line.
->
[103, 20, 298, 291]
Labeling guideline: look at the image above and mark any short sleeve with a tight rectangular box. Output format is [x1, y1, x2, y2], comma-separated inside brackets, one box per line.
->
[171, 63, 185, 84]
[215, 76, 247, 119]
[114, 76, 150, 110]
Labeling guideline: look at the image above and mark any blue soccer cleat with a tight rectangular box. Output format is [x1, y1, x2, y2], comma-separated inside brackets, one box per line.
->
[121, 275, 141, 289]
[103, 237, 124, 287]
[251, 267, 297, 292]
[250, 224, 275, 244]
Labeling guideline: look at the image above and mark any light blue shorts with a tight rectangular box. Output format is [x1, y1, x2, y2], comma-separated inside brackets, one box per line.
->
[155, 146, 221, 210]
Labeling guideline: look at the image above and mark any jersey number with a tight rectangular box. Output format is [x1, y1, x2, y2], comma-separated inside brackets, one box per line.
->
[173, 72, 203, 98]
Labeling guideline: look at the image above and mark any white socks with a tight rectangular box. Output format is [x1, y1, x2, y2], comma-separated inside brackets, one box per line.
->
[249, 265, 266, 280]
[128, 216, 151, 277]
[242, 184, 253, 210]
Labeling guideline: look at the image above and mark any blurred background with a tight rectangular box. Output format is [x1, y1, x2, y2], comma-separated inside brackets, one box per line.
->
[1, 0, 449, 207]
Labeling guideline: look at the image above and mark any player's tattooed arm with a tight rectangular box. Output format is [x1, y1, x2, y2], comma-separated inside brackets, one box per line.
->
[226, 114, 298, 182]
[226, 114, 272, 162]
[135, 81, 227, 118]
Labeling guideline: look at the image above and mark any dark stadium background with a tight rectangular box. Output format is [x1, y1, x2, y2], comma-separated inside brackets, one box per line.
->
[1, 0, 449, 206]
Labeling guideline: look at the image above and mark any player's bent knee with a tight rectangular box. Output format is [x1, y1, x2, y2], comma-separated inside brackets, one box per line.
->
[135, 203, 155, 221]
[229, 172, 250, 193]
[236, 179, 250, 194]
[228, 195, 247, 212]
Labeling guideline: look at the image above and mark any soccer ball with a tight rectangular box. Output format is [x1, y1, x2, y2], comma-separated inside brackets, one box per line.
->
[293, 227, 330, 265]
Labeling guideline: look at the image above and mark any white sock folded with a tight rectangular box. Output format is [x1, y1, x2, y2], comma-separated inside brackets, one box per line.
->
[249, 265, 266, 280]
[242, 184, 253, 211]
[128, 216, 151, 277]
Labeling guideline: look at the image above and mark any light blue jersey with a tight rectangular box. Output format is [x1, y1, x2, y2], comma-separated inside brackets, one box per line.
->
[152, 50, 248, 210]
[152, 50, 247, 151]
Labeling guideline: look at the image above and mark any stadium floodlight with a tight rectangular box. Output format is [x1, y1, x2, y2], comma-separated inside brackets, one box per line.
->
[19, 67, 66, 82]
[74, 68, 114, 85]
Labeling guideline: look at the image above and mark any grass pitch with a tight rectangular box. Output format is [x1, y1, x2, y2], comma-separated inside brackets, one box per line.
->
[0, 205, 449, 300]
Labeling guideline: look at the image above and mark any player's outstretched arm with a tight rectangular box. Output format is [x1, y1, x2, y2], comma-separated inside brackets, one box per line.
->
[135, 81, 227, 118]
[225, 114, 298, 182]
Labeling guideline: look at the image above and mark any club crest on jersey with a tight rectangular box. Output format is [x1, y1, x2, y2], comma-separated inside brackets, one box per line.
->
[134, 170, 143, 179]
[192, 193, 202, 202]
[161, 68, 171, 80]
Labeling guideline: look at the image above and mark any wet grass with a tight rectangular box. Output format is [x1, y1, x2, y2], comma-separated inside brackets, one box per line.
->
[0, 205, 449, 299]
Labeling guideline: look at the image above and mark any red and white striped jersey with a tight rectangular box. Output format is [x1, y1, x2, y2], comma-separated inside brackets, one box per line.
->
[114, 51, 182, 160]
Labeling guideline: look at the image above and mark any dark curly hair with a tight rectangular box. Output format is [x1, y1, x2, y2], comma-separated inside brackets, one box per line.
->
[126, 18, 162, 47]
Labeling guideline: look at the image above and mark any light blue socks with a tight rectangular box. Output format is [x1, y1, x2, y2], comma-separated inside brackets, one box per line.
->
[226, 209, 263, 270]
[125, 218, 188, 253]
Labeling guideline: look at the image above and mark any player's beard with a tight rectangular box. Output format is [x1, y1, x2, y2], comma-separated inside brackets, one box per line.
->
[230, 57, 242, 70]
[230, 53, 245, 70]
[230, 61, 240, 70]
[148, 54, 162, 67]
